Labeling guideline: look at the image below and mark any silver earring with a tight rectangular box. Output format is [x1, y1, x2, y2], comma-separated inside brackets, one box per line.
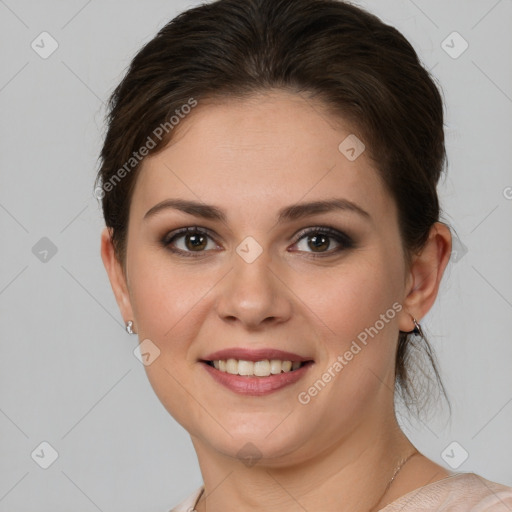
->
[399, 315, 423, 336]
[410, 316, 423, 337]
[125, 320, 135, 335]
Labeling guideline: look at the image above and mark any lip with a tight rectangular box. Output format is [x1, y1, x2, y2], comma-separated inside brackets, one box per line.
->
[200, 360, 314, 396]
[202, 347, 312, 362]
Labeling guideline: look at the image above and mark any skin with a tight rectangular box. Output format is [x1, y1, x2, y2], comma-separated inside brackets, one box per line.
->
[101, 90, 452, 511]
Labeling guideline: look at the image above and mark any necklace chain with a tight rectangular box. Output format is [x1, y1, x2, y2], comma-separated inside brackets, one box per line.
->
[369, 449, 419, 512]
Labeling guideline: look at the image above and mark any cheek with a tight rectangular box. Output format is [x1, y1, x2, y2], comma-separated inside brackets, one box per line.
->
[295, 253, 403, 405]
[128, 247, 211, 342]
[293, 255, 401, 347]
[127, 253, 217, 429]
[292, 262, 402, 422]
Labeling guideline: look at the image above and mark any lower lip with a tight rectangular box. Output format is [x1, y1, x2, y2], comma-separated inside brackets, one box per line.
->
[200, 361, 313, 396]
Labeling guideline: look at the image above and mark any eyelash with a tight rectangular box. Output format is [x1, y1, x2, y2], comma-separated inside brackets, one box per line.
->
[161, 225, 355, 258]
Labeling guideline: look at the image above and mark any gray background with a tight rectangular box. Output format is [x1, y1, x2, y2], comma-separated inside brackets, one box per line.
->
[1, 0, 511, 510]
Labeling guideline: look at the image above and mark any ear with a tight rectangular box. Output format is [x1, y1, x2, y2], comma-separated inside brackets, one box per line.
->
[100, 227, 134, 327]
[398, 222, 452, 332]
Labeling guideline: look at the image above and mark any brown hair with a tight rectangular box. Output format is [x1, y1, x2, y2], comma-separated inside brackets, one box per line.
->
[95, 0, 450, 416]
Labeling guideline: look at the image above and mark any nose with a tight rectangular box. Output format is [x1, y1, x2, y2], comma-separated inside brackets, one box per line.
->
[214, 249, 293, 330]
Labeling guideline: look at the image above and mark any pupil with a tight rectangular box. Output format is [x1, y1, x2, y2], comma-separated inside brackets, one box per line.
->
[309, 234, 328, 252]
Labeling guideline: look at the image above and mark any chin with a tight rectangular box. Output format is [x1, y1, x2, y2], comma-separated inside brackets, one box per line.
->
[190, 416, 315, 467]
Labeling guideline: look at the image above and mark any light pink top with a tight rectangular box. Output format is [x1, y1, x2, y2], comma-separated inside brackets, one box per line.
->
[169, 473, 512, 511]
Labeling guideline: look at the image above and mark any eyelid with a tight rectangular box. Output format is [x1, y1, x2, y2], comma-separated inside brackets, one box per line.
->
[292, 225, 350, 242]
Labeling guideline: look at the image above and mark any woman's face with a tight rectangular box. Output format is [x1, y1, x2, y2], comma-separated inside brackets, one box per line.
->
[106, 90, 419, 465]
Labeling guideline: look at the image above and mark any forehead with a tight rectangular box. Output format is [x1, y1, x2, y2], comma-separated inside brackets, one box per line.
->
[131, 90, 394, 224]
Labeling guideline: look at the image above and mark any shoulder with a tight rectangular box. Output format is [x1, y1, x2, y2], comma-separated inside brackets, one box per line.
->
[168, 485, 204, 512]
[380, 472, 512, 511]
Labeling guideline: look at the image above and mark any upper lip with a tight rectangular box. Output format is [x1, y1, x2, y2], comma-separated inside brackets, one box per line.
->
[201, 347, 313, 362]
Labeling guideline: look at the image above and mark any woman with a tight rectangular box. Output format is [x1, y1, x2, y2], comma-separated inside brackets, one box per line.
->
[96, 0, 512, 510]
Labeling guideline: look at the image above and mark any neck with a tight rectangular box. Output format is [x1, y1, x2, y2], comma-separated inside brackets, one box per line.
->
[190, 413, 415, 512]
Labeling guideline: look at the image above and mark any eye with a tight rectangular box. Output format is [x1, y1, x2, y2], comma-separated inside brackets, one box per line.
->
[290, 226, 354, 257]
[161, 225, 354, 258]
[162, 226, 220, 256]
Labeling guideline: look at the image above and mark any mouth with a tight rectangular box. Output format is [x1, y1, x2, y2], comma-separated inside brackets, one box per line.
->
[198, 348, 315, 395]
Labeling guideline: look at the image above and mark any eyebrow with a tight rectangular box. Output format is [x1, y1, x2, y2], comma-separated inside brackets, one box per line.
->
[143, 198, 371, 224]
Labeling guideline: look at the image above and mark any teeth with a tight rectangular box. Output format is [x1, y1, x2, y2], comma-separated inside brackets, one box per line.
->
[238, 360, 254, 376]
[226, 358, 238, 374]
[281, 360, 292, 372]
[210, 358, 304, 377]
[270, 359, 283, 374]
[254, 360, 270, 376]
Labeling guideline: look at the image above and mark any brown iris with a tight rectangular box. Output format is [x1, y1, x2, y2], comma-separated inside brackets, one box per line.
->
[185, 233, 208, 251]
[308, 234, 329, 252]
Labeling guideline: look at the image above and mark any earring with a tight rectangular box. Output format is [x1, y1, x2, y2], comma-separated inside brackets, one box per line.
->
[409, 315, 423, 337]
[125, 320, 136, 335]
[399, 314, 423, 336]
